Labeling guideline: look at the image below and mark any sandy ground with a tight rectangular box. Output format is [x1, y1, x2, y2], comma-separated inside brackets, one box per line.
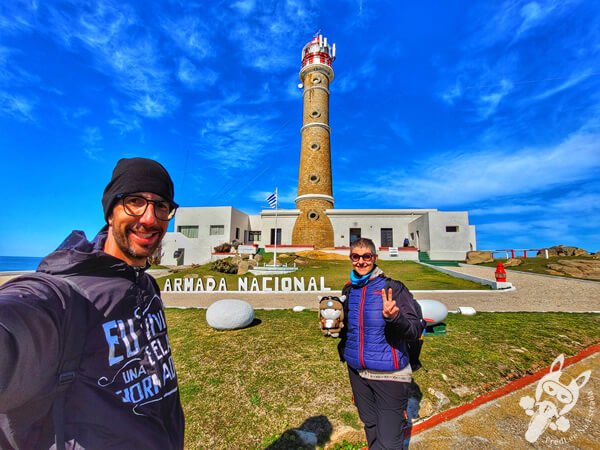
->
[2, 266, 599, 312]
[409, 350, 600, 449]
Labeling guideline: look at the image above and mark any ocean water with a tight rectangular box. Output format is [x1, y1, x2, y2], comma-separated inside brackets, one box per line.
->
[0, 256, 43, 272]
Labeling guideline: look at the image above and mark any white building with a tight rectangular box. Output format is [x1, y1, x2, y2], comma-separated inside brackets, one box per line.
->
[161, 206, 476, 265]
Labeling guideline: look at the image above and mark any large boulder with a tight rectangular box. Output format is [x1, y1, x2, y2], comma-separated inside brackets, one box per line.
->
[206, 299, 255, 330]
[466, 251, 493, 264]
[537, 245, 590, 257]
[546, 259, 600, 280]
[237, 259, 258, 275]
[503, 258, 522, 267]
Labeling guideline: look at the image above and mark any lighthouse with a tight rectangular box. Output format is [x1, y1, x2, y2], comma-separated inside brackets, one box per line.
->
[291, 34, 336, 248]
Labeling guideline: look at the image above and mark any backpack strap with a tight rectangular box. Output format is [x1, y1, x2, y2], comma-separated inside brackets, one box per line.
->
[341, 282, 352, 300]
[383, 276, 426, 371]
[51, 276, 89, 450]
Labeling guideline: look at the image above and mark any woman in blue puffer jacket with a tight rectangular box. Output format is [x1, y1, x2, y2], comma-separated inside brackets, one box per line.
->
[338, 238, 424, 449]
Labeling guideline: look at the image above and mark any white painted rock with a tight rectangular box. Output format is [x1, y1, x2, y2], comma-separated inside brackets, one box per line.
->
[416, 299, 448, 325]
[206, 299, 254, 330]
[292, 305, 306, 312]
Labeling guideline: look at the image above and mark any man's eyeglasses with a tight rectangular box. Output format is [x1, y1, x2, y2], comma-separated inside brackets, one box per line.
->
[350, 253, 375, 262]
[117, 194, 177, 221]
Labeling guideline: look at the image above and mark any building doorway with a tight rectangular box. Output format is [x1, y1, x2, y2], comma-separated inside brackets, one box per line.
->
[381, 228, 393, 247]
[349, 228, 361, 245]
[270, 228, 282, 245]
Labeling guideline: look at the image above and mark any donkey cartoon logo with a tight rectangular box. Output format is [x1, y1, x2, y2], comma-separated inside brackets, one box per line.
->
[519, 354, 591, 443]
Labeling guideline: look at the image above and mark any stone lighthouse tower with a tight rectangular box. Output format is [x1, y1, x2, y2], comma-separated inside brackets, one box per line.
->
[292, 35, 336, 248]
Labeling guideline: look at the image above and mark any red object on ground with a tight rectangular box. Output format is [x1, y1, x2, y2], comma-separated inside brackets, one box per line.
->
[495, 263, 507, 282]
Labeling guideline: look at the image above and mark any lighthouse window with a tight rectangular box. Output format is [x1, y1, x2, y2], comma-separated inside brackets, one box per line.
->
[310, 142, 320, 150]
[312, 76, 322, 84]
[308, 211, 319, 221]
[309, 174, 319, 183]
[310, 110, 321, 118]
[445, 226, 459, 232]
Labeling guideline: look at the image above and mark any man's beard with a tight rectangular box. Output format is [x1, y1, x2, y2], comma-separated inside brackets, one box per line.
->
[111, 225, 162, 261]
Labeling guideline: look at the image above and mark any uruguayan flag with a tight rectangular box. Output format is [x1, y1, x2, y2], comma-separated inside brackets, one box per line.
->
[266, 190, 278, 208]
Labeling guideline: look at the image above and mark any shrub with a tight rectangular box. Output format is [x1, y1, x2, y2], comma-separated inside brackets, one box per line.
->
[210, 259, 238, 274]
[214, 243, 232, 253]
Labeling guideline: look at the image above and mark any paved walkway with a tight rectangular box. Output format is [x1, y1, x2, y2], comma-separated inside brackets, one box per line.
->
[408, 347, 600, 449]
[160, 265, 600, 312]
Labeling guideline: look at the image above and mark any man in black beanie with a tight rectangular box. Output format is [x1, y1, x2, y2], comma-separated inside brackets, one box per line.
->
[0, 158, 185, 449]
[102, 157, 179, 267]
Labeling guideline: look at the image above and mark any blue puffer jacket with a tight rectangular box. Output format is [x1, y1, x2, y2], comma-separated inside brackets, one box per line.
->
[339, 273, 423, 372]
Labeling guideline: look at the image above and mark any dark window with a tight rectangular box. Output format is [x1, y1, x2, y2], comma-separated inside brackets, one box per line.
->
[270, 228, 282, 245]
[446, 226, 459, 232]
[381, 228, 393, 247]
[349, 228, 361, 245]
[210, 225, 225, 235]
[248, 231, 261, 242]
[235, 227, 240, 239]
[177, 225, 198, 238]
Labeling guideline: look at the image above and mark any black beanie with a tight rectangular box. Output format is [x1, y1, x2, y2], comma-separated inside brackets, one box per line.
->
[102, 157, 178, 221]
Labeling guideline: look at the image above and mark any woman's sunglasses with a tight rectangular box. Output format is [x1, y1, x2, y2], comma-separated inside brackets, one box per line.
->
[350, 253, 375, 262]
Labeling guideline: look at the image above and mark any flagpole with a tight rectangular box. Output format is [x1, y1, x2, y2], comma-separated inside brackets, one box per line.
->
[273, 187, 278, 267]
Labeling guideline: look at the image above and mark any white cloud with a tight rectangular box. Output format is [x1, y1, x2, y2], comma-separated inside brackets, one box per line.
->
[516, 1, 559, 38]
[0, 0, 38, 35]
[226, 0, 317, 72]
[442, 83, 462, 105]
[350, 121, 600, 208]
[177, 58, 218, 90]
[81, 127, 104, 160]
[131, 94, 179, 119]
[196, 109, 284, 171]
[476, 78, 514, 119]
[0, 46, 40, 87]
[46, 2, 179, 119]
[0, 91, 36, 122]
[161, 16, 213, 61]
[469, 0, 576, 49]
[231, 0, 256, 15]
[385, 117, 412, 146]
[527, 69, 594, 102]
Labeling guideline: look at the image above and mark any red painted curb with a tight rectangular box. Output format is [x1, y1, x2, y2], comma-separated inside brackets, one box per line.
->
[410, 342, 600, 436]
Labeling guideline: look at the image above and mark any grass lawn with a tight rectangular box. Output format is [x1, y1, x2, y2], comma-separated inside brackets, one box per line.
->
[157, 255, 491, 291]
[167, 309, 600, 449]
[479, 255, 598, 280]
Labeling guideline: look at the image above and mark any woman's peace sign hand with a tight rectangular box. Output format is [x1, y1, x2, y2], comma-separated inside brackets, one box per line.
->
[382, 287, 400, 319]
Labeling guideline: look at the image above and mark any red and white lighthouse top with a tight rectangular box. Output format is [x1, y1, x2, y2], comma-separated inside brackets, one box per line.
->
[301, 34, 336, 69]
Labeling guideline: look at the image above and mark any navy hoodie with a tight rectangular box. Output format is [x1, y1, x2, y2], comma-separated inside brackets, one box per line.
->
[0, 229, 184, 450]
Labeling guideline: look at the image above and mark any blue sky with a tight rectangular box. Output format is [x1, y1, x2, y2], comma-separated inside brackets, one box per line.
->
[1, 0, 599, 257]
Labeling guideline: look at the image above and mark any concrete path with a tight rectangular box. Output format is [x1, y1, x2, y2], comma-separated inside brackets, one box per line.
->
[408, 347, 600, 449]
[160, 265, 600, 312]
